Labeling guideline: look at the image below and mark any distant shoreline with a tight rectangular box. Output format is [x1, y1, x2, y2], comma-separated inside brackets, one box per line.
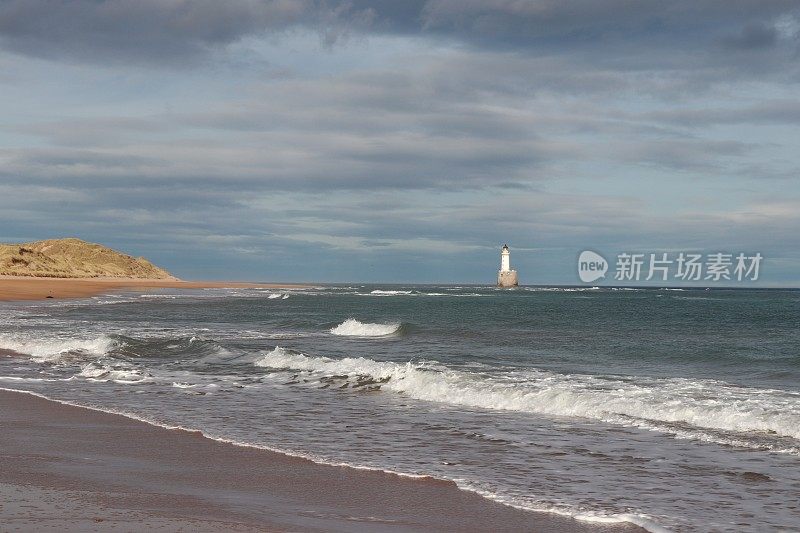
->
[0, 277, 306, 302]
[2, 278, 794, 302]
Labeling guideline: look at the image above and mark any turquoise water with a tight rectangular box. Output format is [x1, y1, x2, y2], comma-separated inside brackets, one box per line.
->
[1, 286, 799, 531]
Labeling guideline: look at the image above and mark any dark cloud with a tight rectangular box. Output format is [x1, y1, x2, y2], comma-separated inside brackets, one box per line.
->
[0, 43, 772, 198]
[0, 0, 315, 64]
[4, 62, 762, 198]
[365, 1, 800, 81]
[1, 2, 799, 284]
[416, 1, 796, 44]
[1, 0, 799, 74]
[1, 59, 567, 191]
[721, 23, 779, 50]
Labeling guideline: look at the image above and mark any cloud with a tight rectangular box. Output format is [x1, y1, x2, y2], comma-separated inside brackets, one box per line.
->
[1, 53, 573, 191]
[0, 0, 315, 65]
[0, 42, 774, 198]
[644, 100, 800, 127]
[721, 23, 779, 50]
[612, 139, 753, 171]
[2, 0, 799, 76]
[1, 4, 799, 284]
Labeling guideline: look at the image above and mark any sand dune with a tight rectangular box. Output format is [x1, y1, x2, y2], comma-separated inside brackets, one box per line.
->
[0, 238, 173, 279]
[0, 238, 305, 300]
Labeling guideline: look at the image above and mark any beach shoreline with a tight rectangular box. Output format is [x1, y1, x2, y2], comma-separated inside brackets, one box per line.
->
[0, 388, 643, 532]
[0, 276, 304, 301]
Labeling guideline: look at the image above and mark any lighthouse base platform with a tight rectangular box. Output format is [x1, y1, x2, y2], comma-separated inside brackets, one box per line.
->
[497, 270, 518, 288]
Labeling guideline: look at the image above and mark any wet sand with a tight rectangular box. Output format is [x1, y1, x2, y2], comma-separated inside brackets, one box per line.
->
[0, 389, 642, 532]
[0, 277, 304, 301]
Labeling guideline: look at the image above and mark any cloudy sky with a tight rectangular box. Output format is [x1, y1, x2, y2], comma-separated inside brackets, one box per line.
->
[1, 1, 798, 285]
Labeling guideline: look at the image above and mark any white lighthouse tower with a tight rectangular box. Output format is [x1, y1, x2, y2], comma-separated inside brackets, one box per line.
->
[497, 244, 519, 287]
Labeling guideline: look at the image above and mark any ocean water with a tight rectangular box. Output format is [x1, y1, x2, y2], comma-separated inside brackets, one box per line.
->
[1, 285, 799, 532]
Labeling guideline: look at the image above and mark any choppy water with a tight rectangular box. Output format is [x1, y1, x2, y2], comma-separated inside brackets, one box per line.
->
[1, 285, 799, 532]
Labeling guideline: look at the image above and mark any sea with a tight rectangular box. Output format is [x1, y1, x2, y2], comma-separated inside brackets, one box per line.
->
[1, 285, 798, 532]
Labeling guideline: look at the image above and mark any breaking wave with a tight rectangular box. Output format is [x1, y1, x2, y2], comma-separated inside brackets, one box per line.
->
[523, 287, 601, 292]
[0, 333, 116, 362]
[254, 346, 298, 367]
[79, 362, 151, 383]
[255, 351, 800, 451]
[114, 335, 233, 360]
[0, 386, 663, 532]
[0, 331, 237, 365]
[370, 290, 413, 295]
[329, 318, 402, 337]
[364, 290, 486, 297]
[255, 347, 430, 375]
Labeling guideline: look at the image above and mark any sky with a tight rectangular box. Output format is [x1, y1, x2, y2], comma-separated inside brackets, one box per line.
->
[1, 1, 799, 285]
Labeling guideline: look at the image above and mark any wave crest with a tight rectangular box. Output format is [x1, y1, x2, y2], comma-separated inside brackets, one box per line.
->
[79, 362, 150, 383]
[329, 318, 401, 337]
[370, 290, 413, 295]
[254, 347, 429, 377]
[254, 351, 800, 450]
[0, 333, 116, 362]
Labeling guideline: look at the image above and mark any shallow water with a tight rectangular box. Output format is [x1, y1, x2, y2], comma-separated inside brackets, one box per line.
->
[1, 285, 799, 531]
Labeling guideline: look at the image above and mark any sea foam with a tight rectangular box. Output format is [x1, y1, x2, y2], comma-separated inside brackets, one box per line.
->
[370, 290, 414, 295]
[254, 346, 426, 376]
[329, 318, 401, 337]
[79, 362, 149, 383]
[254, 351, 800, 449]
[0, 333, 116, 362]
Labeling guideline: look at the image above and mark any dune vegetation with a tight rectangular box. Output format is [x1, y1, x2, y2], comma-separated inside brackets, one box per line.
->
[0, 238, 174, 279]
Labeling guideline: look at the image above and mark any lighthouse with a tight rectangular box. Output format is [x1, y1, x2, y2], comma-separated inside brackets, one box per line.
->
[497, 244, 519, 287]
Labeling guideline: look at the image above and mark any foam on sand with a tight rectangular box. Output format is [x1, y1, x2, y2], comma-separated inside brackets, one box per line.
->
[0, 386, 653, 532]
[329, 318, 401, 337]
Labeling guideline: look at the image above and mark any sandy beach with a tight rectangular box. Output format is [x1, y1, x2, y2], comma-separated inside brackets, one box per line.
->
[0, 277, 304, 301]
[0, 389, 642, 532]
